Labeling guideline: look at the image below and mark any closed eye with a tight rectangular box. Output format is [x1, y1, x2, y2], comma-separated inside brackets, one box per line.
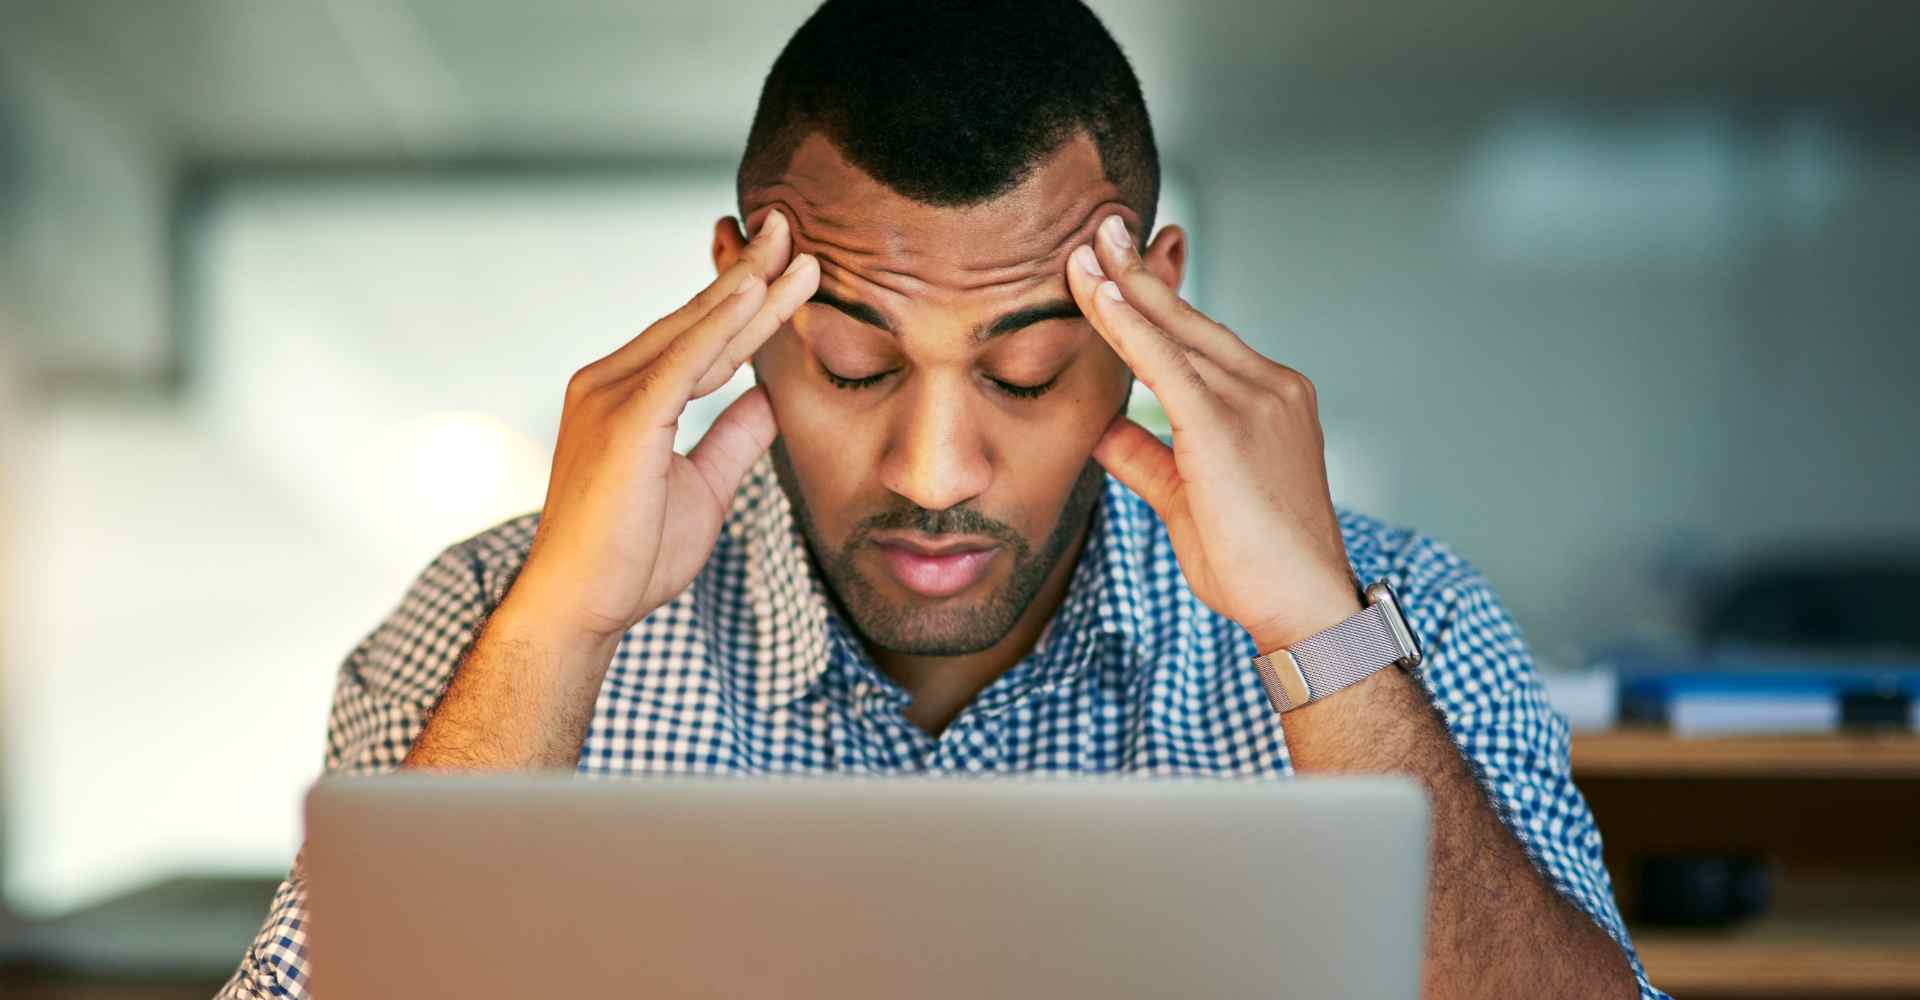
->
[819, 363, 1059, 400]
[988, 376, 1058, 399]
[820, 363, 893, 391]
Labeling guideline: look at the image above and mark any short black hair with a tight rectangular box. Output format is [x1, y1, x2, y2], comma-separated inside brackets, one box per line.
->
[738, 0, 1160, 233]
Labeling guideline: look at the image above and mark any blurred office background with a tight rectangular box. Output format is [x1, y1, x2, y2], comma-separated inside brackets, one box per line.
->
[2, 1, 1917, 997]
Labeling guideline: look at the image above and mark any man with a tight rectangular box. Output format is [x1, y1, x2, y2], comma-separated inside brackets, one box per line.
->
[223, 1, 1665, 997]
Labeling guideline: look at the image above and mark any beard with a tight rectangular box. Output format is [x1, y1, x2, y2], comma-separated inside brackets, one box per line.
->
[769, 437, 1105, 658]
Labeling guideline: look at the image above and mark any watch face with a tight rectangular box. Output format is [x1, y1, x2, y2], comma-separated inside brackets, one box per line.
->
[1367, 579, 1424, 668]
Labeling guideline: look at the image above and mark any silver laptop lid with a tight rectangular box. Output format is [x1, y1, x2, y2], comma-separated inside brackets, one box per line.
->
[305, 774, 1427, 999]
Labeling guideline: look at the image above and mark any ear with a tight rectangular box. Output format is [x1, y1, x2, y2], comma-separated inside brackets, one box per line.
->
[1141, 224, 1188, 296]
[711, 215, 750, 277]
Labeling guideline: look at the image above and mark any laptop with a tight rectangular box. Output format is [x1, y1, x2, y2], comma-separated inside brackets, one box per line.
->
[304, 773, 1428, 998]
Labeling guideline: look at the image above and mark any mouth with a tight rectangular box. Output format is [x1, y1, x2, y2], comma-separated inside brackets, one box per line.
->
[871, 534, 1000, 598]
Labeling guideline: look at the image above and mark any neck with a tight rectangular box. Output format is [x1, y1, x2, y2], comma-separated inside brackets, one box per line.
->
[870, 513, 1093, 736]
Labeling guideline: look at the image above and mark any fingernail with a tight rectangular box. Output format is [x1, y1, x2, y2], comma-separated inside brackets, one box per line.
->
[781, 252, 814, 278]
[1100, 215, 1132, 254]
[1098, 280, 1124, 302]
[732, 273, 762, 297]
[1071, 244, 1104, 279]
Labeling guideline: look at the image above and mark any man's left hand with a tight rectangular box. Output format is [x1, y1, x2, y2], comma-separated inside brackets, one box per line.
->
[1065, 214, 1360, 655]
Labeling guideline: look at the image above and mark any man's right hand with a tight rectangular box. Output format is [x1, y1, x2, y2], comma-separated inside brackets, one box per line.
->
[508, 209, 819, 652]
[405, 211, 815, 770]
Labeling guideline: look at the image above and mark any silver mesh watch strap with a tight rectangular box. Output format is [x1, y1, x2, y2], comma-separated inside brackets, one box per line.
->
[1251, 603, 1403, 713]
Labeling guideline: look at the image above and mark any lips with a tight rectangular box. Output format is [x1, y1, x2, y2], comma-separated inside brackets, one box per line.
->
[874, 540, 999, 598]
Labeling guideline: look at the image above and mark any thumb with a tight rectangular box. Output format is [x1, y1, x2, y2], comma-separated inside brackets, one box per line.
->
[1091, 414, 1179, 515]
[686, 384, 778, 504]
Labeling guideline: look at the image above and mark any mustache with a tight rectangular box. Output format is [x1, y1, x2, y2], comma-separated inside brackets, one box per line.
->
[851, 504, 1027, 554]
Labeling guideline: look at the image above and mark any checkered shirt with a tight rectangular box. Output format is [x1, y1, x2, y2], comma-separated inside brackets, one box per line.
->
[219, 453, 1666, 998]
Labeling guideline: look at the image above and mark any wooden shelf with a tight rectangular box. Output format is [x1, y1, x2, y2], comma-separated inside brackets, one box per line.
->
[1635, 911, 1920, 996]
[1571, 728, 1920, 779]
[1576, 734, 1920, 997]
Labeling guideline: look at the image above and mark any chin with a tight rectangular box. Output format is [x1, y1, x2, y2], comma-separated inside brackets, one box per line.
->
[836, 569, 1024, 658]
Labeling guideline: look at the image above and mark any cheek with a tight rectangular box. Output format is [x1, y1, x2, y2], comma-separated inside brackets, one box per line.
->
[754, 331, 873, 540]
[994, 380, 1122, 529]
[1042, 349, 1132, 449]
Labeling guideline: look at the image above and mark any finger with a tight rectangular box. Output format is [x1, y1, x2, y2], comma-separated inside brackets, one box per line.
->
[686, 383, 778, 505]
[652, 209, 791, 349]
[631, 274, 767, 420]
[689, 251, 819, 399]
[589, 212, 794, 382]
[738, 207, 796, 283]
[1088, 215, 1261, 374]
[1091, 413, 1180, 516]
[1183, 346, 1256, 403]
[668, 210, 792, 332]
[1065, 249, 1215, 416]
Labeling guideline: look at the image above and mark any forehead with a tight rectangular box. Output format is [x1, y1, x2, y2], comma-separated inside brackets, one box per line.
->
[743, 132, 1136, 300]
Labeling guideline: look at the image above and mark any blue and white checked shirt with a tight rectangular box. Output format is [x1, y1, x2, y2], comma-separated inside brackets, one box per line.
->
[222, 453, 1667, 998]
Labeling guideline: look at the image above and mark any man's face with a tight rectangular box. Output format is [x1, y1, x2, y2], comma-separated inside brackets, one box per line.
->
[725, 132, 1177, 657]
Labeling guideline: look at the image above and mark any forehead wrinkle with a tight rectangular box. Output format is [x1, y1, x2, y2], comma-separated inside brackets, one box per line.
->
[816, 250, 1069, 314]
[747, 153, 1139, 299]
[800, 201, 1125, 300]
[748, 130, 1133, 246]
[756, 197, 925, 295]
[932, 200, 1130, 295]
[815, 252, 923, 303]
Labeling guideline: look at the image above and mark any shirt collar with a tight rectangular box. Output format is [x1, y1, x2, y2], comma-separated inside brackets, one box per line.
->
[727, 454, 1151, 712]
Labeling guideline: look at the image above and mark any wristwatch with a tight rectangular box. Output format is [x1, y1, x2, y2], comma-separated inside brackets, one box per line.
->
[1251, 579, 1424, 713]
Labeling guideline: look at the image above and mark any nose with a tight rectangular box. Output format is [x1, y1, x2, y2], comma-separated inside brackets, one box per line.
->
[877, 375, 993, 515]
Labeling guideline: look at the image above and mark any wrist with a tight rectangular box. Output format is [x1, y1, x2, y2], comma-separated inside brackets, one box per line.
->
[490, 575, 630, 666]
[1242, 583, 1363, 654]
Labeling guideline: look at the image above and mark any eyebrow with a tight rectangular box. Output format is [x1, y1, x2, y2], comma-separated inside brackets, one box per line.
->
[808, 290, 1084, 344]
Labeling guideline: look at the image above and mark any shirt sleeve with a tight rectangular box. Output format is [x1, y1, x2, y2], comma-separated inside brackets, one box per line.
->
[216, 542, 494, 999]
[1393, 539, 1671, 1000]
